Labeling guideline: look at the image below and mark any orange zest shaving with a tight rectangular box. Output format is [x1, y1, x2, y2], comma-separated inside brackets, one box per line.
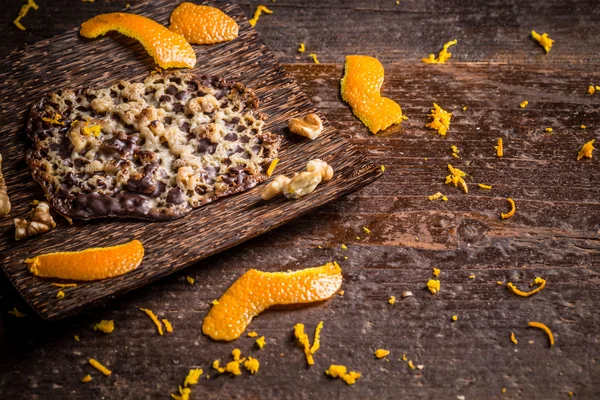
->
[531, 31, 554, 53]
[42, 113, 64, 126]
[507, 277, 546, 297]
[8, 307, 26, 318]
[202, 262, 342, 341]
[445, 164, 468, 194]
[510, 331, 518, 345]
[266, 158, 279, 176]
[478, 183, 492, 189]
[80, 13, 196, 69]
[427, 279, 440, 294]
[248, 5, 273, 27]
[520, 100, 529, 108]
[496, 138, 504, 157]
[325, 365, 361, 385]
[341, 55, 406, 134]
[388, 295, 396, 305]
[140, 308, 164, 335]
[13, 0, 39, 31]
[93, 320, 115, 334]
[81, 374, 92, 383]
[244, 357, 260, 374]
[422, 39, 457, 64]
[89, 358, 112, 376]
[577, 139, 595, 160]
[25, 240, 144, 281]
[255, 336, 266, 349]
[56, 290, 65, 299]
[375, 349, 390, 359]
[501, 198, 516, 219]
[309, 53, 320, 64]
[51, 283, 77, 288]
[298, 43, 305, 53]
[426, 103, 452, 136]
[162, 318, 173, 333]
[169, 2, 238, 45]
[528, 321, 555, 347]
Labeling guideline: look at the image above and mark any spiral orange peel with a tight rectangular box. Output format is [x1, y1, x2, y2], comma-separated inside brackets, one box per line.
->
[340, 55, 406, 134]
[169, 2, 238, 45]
[25, 239, 144, 281]
[202, 262, 343, 341]
[80, 13, 196, 69]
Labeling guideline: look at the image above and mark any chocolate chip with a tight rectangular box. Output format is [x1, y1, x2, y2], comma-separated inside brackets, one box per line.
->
[171, 77, 182, 85]
[231, 117, 240, 124]
[164, 117, 172, 125]
[166, 85, 178, 95]
[205, 166, 218, 179]
[198, 138, 216, 154]
[180, 122, 190, 133]
[172, 103, 184, 113]
[251, 145, 261, 154]
[239, 135, 250, 143]
[73, 158, 89, 168]
[159, 95, 171, 103]
[175, 91, 188, 101]
[166, 187, 185, 204]
[225, 132, 238, 141]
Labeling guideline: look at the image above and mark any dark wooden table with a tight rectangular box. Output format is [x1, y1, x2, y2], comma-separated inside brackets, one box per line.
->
[1, 1, 599, 399]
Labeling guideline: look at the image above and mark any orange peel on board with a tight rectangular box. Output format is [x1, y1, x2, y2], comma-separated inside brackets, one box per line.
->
[25, 240, 144, 281]
[169, 2, 238, 45]
[202, 262, 343, 341]
[340, 55, 406, 134]
[80, 13, 196, 69]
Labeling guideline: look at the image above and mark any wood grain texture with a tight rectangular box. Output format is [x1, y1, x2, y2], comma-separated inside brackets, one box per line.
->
[0, 0, 381, 320]
[1, 0, 600, 399]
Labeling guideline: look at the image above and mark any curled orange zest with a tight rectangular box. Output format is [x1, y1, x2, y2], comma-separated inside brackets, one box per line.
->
[13, 0, 39, 31]
[501, 198, 516, 219]
[507, 277, 546, 297]
[25, 239, 144, 281]
[341, 55, 406, 134]
[202, 262, 342, 341]
[80, 13, 196, 69]
[248, 5, 273, 27]
[528, 321, 555, 347]
[89, 358, 112, 376]
[169, 2, 238, 45]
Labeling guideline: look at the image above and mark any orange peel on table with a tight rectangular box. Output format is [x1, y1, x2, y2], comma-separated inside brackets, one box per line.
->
[202, 262, 343, 341]
[340, 55, 407, 134]
[169, 2, 238, 45]
[25, 239, 144, 281]
[80, 13, 196, 69]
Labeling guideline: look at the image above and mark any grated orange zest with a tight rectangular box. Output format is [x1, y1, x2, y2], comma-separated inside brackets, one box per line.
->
[56, 290, 65, 299]
[507, 277, 546, 297]
[256, 336, 266, 349]
[520, 100, 529, 108]
[140, 308, 163, 335]
[248, 5, 273, 27]
[528, 321, 555, 347]
[202, 262, 342, 341]
[298, 43, 305, 53]
[93, 320, 114, 334]
[266, 158, 279, 176]
[244, 357, 260, 374]
[309, 53, 320, 64]
[426, 103, 452, 136]
[341, 55, 406, 134]
[169, 3, 238, 45]
[422, 39, 457, 64]
[478, 183, 492, 190]
[531, 30, 554, 53]
[89, 358, 112, 376]
[13, 0, 39, 31]
[25, 240, 144, 281]
[388, 295, 396, 305]
[80, 13, 196, 69]
[577, 139, 595, 160]
[510, 331, 518, 345]
[496, 138, 504, 157]
[427, 279, 440, 294]
[81, 374, 92, 383]
[42, 113, 64, 126]
[325, 365, 361, 385]
[51, 283, 77, 288]
[501, 198, 516, 219]
[8, 307, 26, 317]
[375, 349, 390, 359]
[162, 318, 173, 333]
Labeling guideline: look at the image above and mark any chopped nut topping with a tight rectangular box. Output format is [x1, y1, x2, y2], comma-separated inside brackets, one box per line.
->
[283, 171, 322, 199]
[306, 159, 334, 182]
[288, 113, 324, 140]
[261, 175, 291, 200]
[14, 202, 56, 240]
[0, 154, 10, 217]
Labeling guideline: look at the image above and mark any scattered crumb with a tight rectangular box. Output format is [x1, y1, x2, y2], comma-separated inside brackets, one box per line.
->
[401, 291, 413, 298]
[497, 281, 503, 285]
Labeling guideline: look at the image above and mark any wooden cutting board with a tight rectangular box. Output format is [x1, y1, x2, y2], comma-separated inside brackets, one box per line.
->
[0, 0, 382, 320]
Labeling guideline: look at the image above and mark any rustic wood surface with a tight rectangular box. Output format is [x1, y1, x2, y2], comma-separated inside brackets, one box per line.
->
[1, 0, 599, 399]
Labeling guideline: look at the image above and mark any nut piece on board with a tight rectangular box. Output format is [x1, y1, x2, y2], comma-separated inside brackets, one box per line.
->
[14, 202, 57, 240]
[261, 175, 292, 200]
[288, 113, 323, 140]
[0, 154, 11, 217]
[283, 171, 322, 199]
[306, 159, 334, 182]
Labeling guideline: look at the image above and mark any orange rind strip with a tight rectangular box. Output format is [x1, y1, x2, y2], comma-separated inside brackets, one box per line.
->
[25, 239, 144, 281]
[202, 262, 343, 341]
[507, 277, 546, 297]
[341, 55, 406, 134]
[169, 2, 238, 45]
[528, 321, 555, 347]
[80, 13, 196, 69]
[501, 198, 516, 219]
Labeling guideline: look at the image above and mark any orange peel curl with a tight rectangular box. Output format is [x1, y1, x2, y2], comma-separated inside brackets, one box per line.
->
[80, 13, 196, 69]
[340, 55, 406, 134]
[25, 239, 144, 281]
[169, 2, 238, 45]
[202, 262, 343, 341]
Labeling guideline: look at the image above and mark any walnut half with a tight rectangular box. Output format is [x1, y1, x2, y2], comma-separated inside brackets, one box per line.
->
[14, 202, 57, 240]
[0, 154, 10, 217]
[288, 113, 323, 140]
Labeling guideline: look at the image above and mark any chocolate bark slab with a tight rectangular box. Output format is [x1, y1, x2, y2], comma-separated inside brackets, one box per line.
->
[25, 71, 280, 220]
